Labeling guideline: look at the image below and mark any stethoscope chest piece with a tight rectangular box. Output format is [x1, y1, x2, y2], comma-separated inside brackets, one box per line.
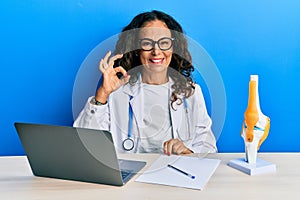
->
[122, 137, 134, 151]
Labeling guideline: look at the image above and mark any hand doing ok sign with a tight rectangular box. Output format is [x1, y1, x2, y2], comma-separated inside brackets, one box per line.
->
[95, 51, 130, 104]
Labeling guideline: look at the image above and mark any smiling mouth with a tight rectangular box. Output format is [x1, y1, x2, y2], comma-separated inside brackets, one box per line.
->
[149, 58, 164, 65]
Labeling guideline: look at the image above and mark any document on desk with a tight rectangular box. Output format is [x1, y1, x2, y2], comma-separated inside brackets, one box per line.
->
[135, 155, 220, 190]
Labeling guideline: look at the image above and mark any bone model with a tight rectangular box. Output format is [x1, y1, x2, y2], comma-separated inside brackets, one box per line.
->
[241, 75, 270, 164]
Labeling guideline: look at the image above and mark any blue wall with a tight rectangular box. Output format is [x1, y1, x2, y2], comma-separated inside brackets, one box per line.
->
[1, 0, 299, 155]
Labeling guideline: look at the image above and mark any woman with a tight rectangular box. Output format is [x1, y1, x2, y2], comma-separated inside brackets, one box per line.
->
[74, 10, 217, 155]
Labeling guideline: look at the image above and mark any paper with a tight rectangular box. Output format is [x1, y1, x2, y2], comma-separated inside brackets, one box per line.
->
[135, 155, 220, 190]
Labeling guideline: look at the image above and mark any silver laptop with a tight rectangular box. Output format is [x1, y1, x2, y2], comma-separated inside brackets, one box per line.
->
[14, 122, 146, 186]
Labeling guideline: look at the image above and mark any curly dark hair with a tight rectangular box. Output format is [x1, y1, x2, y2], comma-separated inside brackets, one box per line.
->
[114, 10, 195, 109]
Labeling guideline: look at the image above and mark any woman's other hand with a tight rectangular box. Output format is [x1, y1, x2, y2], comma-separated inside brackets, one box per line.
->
[163, 138, 193, 156]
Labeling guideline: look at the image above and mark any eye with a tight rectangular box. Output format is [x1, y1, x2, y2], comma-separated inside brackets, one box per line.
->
[140, 39, 153, 47]
[159, 40, 170, 46]
[141, 41, 152, 46]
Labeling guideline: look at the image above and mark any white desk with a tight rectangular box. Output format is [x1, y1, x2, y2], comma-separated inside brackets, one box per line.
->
[0, 153, 299, 200]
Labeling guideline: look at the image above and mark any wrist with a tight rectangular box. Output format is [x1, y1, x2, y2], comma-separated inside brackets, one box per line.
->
[95, 87, 110, 102]
[90, 96, 107, 106]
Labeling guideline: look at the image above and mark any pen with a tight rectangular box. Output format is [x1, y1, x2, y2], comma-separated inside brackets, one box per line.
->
[167, 164, 195, 179]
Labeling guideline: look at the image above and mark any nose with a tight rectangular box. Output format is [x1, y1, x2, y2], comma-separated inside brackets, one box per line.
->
[151, 42, 161, 55]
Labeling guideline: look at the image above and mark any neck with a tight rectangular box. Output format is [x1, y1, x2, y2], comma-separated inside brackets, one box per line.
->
[141, 71, 168, 85]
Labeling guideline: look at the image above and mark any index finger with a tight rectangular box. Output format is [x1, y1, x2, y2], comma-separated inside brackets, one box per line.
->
[163, 140, 174, 156]
[103, 51, 112, 66]
[108, 54, 123, 67]
[114, 66, 127, 78]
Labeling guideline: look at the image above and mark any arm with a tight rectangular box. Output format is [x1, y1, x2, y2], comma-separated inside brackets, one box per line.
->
[163, 84, 217, 155]
[73, 96, 110, 130]
[189, 84, 217, 153]
[73, 51, 130, 130]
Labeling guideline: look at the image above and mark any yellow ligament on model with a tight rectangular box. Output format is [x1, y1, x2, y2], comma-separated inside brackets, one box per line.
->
[257, 117, 270, 150]
[242, 78, 270, 149]
[244, 79, 259, 143]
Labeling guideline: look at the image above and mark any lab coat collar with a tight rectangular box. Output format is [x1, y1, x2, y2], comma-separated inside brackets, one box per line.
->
[122, 74, 142, 97]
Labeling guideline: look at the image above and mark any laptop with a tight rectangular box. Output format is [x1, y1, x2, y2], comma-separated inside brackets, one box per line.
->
[14, 122, 146, 186]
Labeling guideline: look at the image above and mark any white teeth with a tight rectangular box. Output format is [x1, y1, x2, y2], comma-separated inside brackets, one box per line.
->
[151, 59, 163, 63]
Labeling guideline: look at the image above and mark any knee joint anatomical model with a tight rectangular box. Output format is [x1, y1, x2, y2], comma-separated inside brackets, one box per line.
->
[241, 75, 270, 164]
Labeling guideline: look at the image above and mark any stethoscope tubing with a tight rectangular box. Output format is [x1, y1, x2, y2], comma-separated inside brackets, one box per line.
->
[122, 96, 190, 151]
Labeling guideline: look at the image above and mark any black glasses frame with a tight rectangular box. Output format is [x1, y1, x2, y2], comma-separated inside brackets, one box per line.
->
[139, 37, 175, 51]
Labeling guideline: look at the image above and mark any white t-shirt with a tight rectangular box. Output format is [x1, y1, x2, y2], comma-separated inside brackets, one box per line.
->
[138, 82, 173, 153]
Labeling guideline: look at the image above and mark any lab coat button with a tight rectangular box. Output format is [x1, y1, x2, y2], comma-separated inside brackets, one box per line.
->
[91, 110, 95, 114]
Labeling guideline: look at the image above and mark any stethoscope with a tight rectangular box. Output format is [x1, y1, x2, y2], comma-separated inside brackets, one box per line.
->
[122, 96, 190, 151]
[122, 96, 135, 151]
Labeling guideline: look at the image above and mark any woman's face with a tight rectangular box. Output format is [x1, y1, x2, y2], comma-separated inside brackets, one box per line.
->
[138, 20, 173, 74]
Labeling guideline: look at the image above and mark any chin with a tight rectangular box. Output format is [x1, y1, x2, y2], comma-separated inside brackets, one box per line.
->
[149, 65, 168, 71]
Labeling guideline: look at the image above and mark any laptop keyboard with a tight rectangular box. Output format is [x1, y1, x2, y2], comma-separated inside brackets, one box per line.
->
[121, 170, 133, 180]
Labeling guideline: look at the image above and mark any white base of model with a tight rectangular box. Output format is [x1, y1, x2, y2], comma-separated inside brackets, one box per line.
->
[228, 157, 276, 175]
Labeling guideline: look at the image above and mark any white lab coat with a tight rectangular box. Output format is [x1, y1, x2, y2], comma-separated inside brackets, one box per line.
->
[73, 76, 217, 154]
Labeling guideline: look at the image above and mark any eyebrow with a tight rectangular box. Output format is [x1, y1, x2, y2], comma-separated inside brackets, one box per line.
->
[139, 37, 170, 40]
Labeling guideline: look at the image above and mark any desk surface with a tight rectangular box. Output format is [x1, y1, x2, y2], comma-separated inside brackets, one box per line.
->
[0, 153, 299, 200]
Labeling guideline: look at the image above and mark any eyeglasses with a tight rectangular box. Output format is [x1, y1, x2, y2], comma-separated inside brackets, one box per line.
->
[139, 37, 175, 51]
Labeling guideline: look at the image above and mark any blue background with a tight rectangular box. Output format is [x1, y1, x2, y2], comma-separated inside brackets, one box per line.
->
[1, 0, 299, 156]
